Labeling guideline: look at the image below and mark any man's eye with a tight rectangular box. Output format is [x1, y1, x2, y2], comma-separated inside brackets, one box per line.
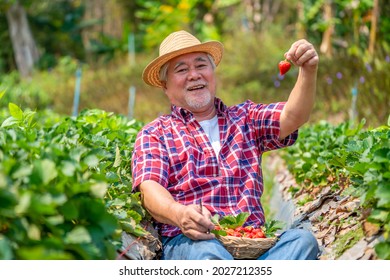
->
[176, 68, 187, 73]
[196, 64, 207, 69]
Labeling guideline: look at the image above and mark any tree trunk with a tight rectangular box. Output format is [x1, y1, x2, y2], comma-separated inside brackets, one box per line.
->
[368, 0, 379, 55]
[6, 1, 40, 78]
[82, 0, 124, 51]
[262, 0, 282, 27]
[320, 0, 334, 58]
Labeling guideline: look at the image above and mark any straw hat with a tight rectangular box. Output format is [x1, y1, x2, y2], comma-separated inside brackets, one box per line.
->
[142, 30, 224, 88]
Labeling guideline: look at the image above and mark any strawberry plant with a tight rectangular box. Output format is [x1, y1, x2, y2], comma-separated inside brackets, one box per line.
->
[281, 120, 365, 187]
[0, 96, 147, 259]
[280, 117, 390, 259]
[263, 219, 285, 238]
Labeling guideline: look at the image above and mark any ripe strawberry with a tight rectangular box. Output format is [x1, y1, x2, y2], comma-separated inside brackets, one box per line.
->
[235, 226, 244, 233]
[244, 226, 254, 233]
[256, 232, 266, 238]
[253, 229, 266, 238]
[226, 228, 235, 236]
[278, 59, 291, 75]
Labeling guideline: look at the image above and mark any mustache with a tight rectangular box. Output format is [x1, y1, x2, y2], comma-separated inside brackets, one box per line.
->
[186, 82, 208, 91]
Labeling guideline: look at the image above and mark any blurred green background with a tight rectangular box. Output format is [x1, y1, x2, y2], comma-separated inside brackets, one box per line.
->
[0, 0, 389, 127]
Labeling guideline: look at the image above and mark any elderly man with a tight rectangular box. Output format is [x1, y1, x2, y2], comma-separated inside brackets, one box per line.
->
[132, 30, 319, 260]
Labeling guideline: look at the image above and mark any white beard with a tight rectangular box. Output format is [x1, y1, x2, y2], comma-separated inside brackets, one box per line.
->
[185, 91, 212, 110]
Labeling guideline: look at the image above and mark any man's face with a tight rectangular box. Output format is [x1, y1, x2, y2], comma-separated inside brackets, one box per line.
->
[163, 52, 216, 113]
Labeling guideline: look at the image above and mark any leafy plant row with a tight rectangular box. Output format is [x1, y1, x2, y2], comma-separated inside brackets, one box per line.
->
[0, 96, 147, 259]
[280, 117, 390, 259]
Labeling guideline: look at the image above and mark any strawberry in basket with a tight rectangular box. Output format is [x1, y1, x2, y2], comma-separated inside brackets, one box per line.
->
[211, 212, 283, 238]
[211, 212, 284, 259]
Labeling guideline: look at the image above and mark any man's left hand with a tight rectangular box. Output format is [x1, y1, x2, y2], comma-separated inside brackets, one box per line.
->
[284, 39, 319, 71]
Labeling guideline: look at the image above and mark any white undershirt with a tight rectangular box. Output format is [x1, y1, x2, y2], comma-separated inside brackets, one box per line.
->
[199, 115, 221, 156]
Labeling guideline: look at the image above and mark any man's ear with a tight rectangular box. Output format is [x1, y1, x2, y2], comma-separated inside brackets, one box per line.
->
[162, 82, 168, 92]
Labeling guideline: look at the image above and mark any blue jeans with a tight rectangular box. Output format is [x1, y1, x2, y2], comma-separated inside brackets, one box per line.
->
[161, 228, 319, 260]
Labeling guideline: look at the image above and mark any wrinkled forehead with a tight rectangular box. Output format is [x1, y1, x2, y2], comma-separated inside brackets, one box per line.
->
[168, 52, 210, 67]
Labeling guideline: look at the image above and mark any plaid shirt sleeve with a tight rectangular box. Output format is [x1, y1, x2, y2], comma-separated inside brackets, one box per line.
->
[131, 122, 169, 191]
[248, 101, 298, 151]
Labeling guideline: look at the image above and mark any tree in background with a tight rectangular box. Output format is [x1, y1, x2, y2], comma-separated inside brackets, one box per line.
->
[81, 0, 126, 61]
[0, 0, 86, 74]
[368, 0, 379, 55]
[300, 0, 382, 58]
[4, 0, 39, 78]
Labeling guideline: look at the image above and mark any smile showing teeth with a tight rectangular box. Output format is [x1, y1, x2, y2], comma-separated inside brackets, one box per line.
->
[188, 84, 205, 91]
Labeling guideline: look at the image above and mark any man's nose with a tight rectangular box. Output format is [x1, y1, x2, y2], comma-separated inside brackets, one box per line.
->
[187, 67, 201, 80]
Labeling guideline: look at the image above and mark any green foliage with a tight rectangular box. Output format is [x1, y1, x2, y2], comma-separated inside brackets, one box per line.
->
[0, 100, 145, 259]
[210, 212, 249, 236]
[135, 0, 217, 50]
[29, 1, 86, 68]
[0, 72, 52, 110]
[1, 1, 389, 128]
[263, 220, 284, 238]
[301, 0, 375, 52]
[217, 27, 294, 106]
[280, 118, 390, 259]
[281, 119, 365, 186]
[1, 0, 390, 76]
[0, 13, 13, 73]
[211, 212, 250, 230]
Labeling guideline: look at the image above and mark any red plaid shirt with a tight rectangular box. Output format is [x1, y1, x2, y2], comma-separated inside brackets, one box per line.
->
[132, 98, 298, 237]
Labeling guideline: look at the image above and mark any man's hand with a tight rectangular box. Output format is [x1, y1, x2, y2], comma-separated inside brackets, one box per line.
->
[284, 39, 319, 72]
[174, 203, 215, 240]
[140, 180, 215, 240]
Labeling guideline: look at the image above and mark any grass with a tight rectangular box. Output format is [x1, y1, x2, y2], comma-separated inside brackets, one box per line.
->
[333, 226, 364, 258]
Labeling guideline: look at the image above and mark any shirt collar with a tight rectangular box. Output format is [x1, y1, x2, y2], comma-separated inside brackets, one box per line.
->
[171, 97, 227, 122]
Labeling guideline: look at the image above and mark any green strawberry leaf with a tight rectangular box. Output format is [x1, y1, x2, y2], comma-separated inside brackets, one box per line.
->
[264, 220, 285, 237]
[211, 212, 250, 229]
[210, 229, 227, 236]
[219, 215, 237, 228]
[9, 103, 23, 120]
[0, 89, 5, 100]
[375, 241, 390, 260]
[235, 212, 250, 226]
[211, 214, 220, 225]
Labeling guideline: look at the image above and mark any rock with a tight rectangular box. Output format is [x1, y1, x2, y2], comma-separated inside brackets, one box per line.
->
[337, 239, 368, 260]
[117, 231, 162, 260]
[363, 221, 380, 237]
[117, 222, 162, 260]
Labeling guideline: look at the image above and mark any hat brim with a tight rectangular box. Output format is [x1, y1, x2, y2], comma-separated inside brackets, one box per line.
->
[142, 41, 224, 88]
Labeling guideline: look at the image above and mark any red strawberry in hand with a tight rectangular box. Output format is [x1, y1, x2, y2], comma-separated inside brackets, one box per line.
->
[278, 59, 291, 75]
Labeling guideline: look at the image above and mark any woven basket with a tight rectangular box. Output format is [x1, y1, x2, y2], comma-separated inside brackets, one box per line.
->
[217, 235, 277, 259]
